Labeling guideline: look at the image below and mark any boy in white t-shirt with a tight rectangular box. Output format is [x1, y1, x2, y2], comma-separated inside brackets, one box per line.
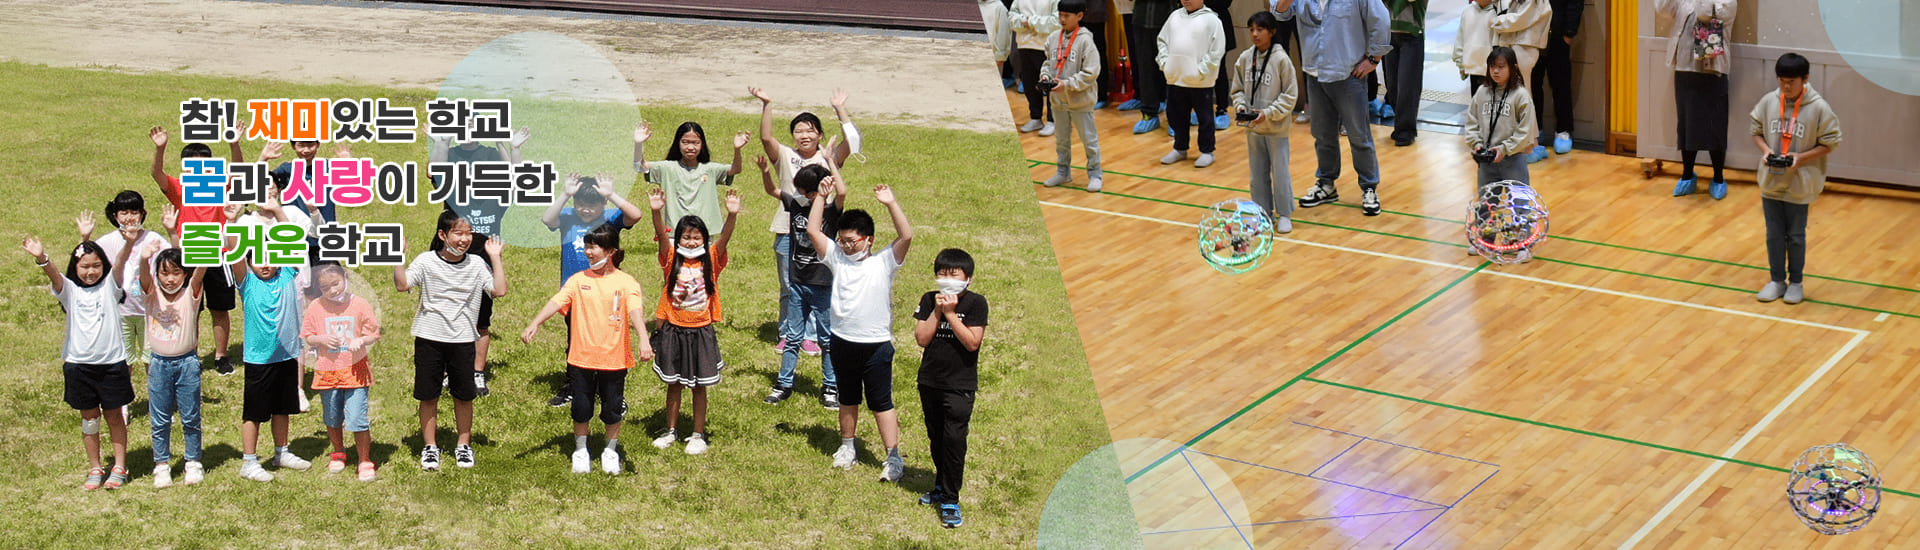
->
[803, 166, 913, 483]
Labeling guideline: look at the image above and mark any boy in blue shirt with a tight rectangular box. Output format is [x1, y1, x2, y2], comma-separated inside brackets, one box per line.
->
[539, 174, 645, 406]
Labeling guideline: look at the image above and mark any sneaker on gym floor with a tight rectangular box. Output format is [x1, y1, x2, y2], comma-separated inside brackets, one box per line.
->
[571, 448, 590, 474]
[1294, 111, 1309, 124]
[548, 393, 571, 407]
[800, 340, 821, 356]
[652, 431, 678, 449]
[1018, 119, 1044, 133]
[600, 447, 620, 474]
[1159, 150, 1187, 165]
[1037, 122, 1055, 137]
[1553, 132, 1572, 154]
[940, 502, 964, 528]
[183, 461, 204, 485]
[822, 386, 841, 409]
[1361, 188, 1381, 216]
[1784, 283, 1805, 304]
[276, 451, 312, 471]
[1756, 281, 1786, 302]
[1043, 172, 1070, 187]
[685, 433, 709, 456]
[832, 444, 857, 470]
[239, 461, 275, 482]
[1298, 182, 1339, 208]
[152, 464, 172, 488]
[454, 444, 475, 468]
[1087, 176, 1103, 193]
[1131, 116, 1160, 134]
[214, 356, 233, 376]
[473, 372, 489, 397]
[880, 454, 904, 482]
[763, 385, 793, 405]
[1275, 216, 1293, 234]
[419, 445, 441, 471]
[1193, 153, 1215, 169]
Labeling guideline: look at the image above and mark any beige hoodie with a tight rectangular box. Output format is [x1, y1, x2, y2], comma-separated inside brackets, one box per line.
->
[1042, 26, 1103, 111]
[1011, 0, 1062, 50]
[1230, 44, 1299, 135]
[1492, 0, 1552, 50]
[1751, 86, 1842, 205]
[1465, 83, 1538, 158]
[1453, 0, 1498, 76]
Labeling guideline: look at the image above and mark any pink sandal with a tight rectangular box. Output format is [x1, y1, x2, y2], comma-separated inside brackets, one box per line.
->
[357, 462, 377, 482]
[102, 466, 129, 490]
[81, 467, 106, 491]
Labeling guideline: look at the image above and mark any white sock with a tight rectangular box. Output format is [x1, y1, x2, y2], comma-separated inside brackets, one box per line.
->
[274, 446, 289, 457]
[575, 436, 588, 452]
[605, 439, 618, 451]
[242, 454, 257, 463]
[841, 437, 856, 450]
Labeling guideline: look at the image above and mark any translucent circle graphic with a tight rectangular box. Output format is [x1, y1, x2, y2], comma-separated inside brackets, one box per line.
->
[1041, 438, 1253, 548]
[296, 263, 384, 369]
[434, 31, 644, 249]
[1818, 0, 1920, 95]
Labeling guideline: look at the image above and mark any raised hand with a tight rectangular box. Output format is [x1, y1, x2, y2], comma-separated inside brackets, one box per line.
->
[484, 235, 505, 258]
[874, 185, 896, 205]
[149, 126, 169, 148]
[161, 204, 179, 232]
[647, 187, 666, 211]
[733, 130, 751, 149]
[76, 211, 95, 238]
[21, 235, 44, 260]
[748, 86, 771, 103]
[564, 172, 584, 196]
[332, 141, 352, 159]
[595, 174, 618, 199]
[754, 155, 769, 172]
[823, 134, 840, 155]
[259, 141, 286, 162]
[831, 89, 849, 110]
[724, 189, 742, 213]
[140, 238, 163, 259]
[511, 126, 532, 149]
[634, 121, 652, 143]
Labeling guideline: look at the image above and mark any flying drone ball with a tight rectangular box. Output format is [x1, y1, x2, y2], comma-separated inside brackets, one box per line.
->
[1197, 199, 1273, 274]
[1465, 180, 1550, 264]
[1786, 443, 1880, 535]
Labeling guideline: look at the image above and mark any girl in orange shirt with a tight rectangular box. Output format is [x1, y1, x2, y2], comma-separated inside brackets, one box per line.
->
[644, 188, 739, 456]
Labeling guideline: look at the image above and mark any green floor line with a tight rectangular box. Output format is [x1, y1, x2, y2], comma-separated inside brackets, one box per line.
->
[1030, 159, 1920, 295]
[1302, 377, 1920, 500]
[1122, 262, 1489, 484]
[1032, 180, 1919, 320]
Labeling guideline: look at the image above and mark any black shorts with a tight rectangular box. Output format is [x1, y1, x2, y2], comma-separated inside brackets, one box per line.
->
[242, 359, 302, 422]
[63, 361, 135, 411]
[201, 266, 236, 312]
[568, 365, 629, 425]
[414, 337, 478, 402]
[477, 293, 494, 332]
[829, 336, 896, 413]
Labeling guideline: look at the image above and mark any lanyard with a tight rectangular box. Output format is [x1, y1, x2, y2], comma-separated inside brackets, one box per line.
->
[1776, 90, 1804, 154]
[1053, 27, 1080, 80]
[1248, 47, 1275, 101]
[1485, 87, 1507, 146]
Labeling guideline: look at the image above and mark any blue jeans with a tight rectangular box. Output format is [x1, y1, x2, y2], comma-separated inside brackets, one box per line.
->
[774, 232, 797, 340]
[148, 352, 203, 463]
[777, 283, 835, 389]
[1306, 76, 1381, 189]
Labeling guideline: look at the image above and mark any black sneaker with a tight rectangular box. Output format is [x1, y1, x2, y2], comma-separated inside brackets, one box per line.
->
[473, 372, 490, 398]
[920, 486, 947, 506]
[822, 386, 840, 409]
[1298, 182, 1339, 208]
[939, 502, 963, 528]
[214, 356, 234, 376]
[1361, 187, 1381, 216]
[548, 393, 571, 407]
[763, 386, 793, 404]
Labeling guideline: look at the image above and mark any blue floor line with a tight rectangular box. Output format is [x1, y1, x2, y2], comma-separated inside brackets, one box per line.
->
[1184, 449, 1256, 550]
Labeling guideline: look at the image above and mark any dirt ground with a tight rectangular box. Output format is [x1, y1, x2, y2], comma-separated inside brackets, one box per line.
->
[0, 0, 1011, 132]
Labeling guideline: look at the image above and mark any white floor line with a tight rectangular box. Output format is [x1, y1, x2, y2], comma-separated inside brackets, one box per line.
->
[1877, 312, 1891, 322]
[1038, 201, 1865, 336]
[1038, 200, 1880, 548]
[1619, 330, 1869, 549]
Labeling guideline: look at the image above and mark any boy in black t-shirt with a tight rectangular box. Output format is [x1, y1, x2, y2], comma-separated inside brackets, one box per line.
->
[761, 160, 843, 408]
[911, 248, 989, 529]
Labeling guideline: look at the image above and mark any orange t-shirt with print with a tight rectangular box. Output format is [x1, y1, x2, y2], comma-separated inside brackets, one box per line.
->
[300, 295, 380, 390]
[552, 269, 647, 371]
[655, 241, 728, 328]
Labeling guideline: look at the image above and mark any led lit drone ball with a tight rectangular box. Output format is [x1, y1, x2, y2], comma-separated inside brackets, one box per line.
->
[1465, 180, 1550, 264]
[1197, 199, 1273, 274]
[1786, 443, 1881, 536]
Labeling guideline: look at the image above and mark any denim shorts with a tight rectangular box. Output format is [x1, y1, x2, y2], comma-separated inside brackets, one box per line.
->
[320, 387, 371, 432]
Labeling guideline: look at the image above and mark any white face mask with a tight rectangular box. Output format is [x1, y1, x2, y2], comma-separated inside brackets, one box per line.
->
[328, 289, 351, 303]
[937, 278, 969, 296]
[159, 280, 185, 296]
[590, 257, 610, 271]
[848, 249, 870, 262]
[445, 244, 468, 257]
[677, 246, 706, 259]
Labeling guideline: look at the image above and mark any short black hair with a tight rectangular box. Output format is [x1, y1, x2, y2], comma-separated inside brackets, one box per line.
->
[574, 177, 607, 205]
[105, 190, 146, 227]
[1248, 10, 1281, 33]
[837, 209, 875, 238]
[1059, 0, 1086, 13]
[934, 248, 975, 277]
[1775, 52, 1811, 79]
[66, 241, 112, 288]
[793, 164, 830, 195]
[790, 112, 823, 135]
[180, 143, 213, 159]
[436, 209, 469, 235]
[583, 223, 625, 268]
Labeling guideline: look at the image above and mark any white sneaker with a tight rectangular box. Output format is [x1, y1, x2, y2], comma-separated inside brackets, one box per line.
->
[570, 449, 590, 474]
[1757, 281, 1786, 302]
[600, 447, 621, 475]
[276, 451, 312, 471]
[832, 444, 857, 470]
[1037, 122, 1056, 136]
[685, 433, 709, 456]
[1087, 176, 1103, 193]
[1275, 216, 1293, 234]
[652, 431, 677, 449]
[880, 454, 904, 482]
[1159, 150, 1187, 165]
[183, 461, 204, 485]
[1194, 153, 1215, 168]
[420, 445, 441, 471]
[1042, 172, 1070, 187]
[1019, 119, 1044, 133]
[239, 461, 275, 482]
[152, 464, 172, 488]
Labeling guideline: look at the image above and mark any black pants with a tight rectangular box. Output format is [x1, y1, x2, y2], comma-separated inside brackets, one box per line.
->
[1469, 75, 1492, 97]
[1383, 32, 1425, 142]
[1533, 34, 1575, 137]
[1131, 23, 1166, 115]
[1087, 20, 1110, 104]
[1213, 50, 1233, 116]
[1016, 48, 1051, 122]
[567, 365, 628, 425]
[920, 385, 976, 500]
[1167, 86, 1216, 154]
[1762, 198, 1809, 284]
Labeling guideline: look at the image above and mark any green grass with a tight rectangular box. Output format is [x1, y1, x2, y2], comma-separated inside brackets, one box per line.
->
[0, 61, 1112, 548]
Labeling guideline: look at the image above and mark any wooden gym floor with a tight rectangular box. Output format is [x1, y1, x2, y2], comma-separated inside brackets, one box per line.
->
[1008, 89, 1920, 548]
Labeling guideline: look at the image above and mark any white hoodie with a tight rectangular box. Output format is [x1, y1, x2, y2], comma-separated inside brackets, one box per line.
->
[1011, 0, 1062, 51]
[1156, 5, 1227, 88]
[1453, 0, 1498, 76]
[981, 0, 1013, 62]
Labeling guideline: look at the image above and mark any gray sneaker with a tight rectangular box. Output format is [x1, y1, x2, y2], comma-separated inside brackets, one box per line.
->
[1043, 172, 1070, 187]
[1159, 150, 1187, 165]
[1784, 283, 1805, 304]
[1086, 176, 1103, 193]
[1274, 216, 1293, 234]
[1194, 153, 1216, 169]
[1756, 281, 1786, 302]
[880, 453, 905, 482]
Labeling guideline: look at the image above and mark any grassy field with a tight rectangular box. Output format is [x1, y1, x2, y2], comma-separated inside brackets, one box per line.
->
[0, 61, 1112, 548]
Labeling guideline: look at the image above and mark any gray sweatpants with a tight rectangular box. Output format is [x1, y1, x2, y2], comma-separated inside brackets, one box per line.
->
[1248, 132, 1293, 218]
[1762, 197, 1809, 284]
[1476, 153, 1530, 190]
[1054, 108, 1101, 178]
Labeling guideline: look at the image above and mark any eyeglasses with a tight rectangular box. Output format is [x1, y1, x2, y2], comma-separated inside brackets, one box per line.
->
[835, 236, 867, 247]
